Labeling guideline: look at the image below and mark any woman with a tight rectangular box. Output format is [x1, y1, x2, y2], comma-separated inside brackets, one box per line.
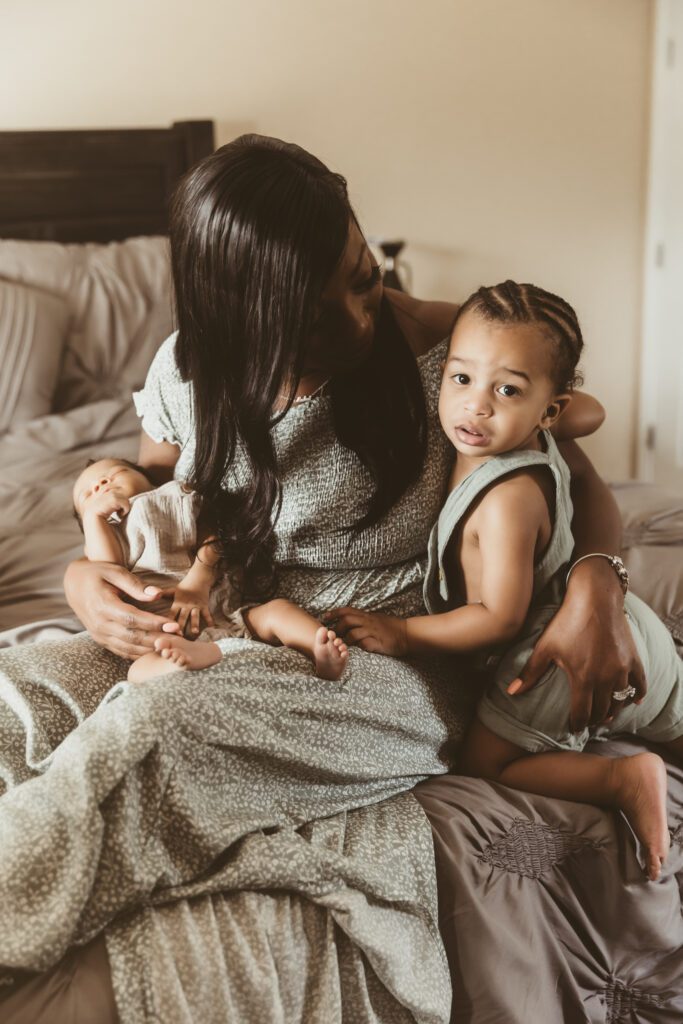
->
[2, 136, 644, 1023]
[64, 137, 643, 728]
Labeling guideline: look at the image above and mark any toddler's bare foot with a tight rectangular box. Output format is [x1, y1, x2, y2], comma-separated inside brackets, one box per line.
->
[610, 752, 670, 881]
[313, 626, 348, 681]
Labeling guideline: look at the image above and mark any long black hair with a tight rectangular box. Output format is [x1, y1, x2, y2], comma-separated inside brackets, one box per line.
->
[170, 134, 427, 601]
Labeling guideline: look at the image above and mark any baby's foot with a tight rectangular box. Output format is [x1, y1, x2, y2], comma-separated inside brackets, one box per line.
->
[153, 634, 223, 671]
[611, 752, 670, 881]
[313, 626, 348, 681]
[127, 649, 188, 684]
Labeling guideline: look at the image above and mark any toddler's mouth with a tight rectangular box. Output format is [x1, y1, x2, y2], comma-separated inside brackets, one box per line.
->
[455, 424, 490, 447]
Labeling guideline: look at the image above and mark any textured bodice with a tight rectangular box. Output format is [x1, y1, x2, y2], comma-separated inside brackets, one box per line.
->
[134, 335, 452, 615]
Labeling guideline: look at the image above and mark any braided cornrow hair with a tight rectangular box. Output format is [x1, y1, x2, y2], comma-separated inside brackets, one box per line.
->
[454, 280, 584, 392]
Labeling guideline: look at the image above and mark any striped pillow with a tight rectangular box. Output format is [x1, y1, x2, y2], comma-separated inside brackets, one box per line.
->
[0, 280, 69, 433]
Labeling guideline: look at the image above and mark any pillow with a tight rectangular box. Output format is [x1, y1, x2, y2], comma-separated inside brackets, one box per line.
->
[624, 544, 683, 653]
[0, 280, 69, 434]
[0, 237, 174, 412]
[611, 481, 683, 548]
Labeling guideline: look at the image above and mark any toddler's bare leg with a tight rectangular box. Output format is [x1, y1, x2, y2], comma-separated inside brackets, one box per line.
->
[245, 599, 348, 681]
[462, 720, 670, 882]
[127, 638, 222, 684]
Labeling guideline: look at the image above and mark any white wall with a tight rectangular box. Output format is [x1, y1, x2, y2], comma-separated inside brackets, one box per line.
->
[0, 0, 653, 476]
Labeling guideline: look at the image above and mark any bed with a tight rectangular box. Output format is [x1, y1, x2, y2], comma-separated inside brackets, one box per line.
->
[1, 122, 683, 1024]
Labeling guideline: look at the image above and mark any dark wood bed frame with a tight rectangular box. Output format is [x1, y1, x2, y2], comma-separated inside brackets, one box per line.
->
[0, 120, 215, 243]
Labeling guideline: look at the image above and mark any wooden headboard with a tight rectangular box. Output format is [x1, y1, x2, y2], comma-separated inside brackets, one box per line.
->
[0, 120, 215, 243]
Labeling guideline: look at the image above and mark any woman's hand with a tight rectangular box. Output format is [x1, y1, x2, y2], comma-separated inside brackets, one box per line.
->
[170, 581, 215, 637]
[63, 558, 180, 660]
[507, 559, 646, 731]
[324, 606, 407, 656]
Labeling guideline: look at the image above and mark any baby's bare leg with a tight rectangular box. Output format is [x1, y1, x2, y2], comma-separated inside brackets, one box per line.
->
[127, 638, 222, 684]
[245, 599, 348, 681]
[462, 720, 670, 882]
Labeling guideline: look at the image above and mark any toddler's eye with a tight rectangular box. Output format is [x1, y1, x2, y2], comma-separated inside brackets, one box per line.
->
[451, 373, 470, 385]
[498, 384, 519, 397]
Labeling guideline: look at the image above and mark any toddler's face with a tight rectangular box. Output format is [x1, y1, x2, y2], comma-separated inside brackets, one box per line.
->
[73, 459, 153, 518]
[438, 309, 565, 458]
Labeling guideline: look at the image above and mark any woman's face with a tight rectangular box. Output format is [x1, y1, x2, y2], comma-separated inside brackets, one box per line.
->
[304, 220, 383, 376]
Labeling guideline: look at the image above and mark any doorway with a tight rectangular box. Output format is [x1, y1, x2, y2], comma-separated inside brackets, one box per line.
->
[639, 0, 683, 489]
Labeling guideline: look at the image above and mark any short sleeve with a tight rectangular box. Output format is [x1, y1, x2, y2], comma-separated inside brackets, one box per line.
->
[132, 332, 191, 448]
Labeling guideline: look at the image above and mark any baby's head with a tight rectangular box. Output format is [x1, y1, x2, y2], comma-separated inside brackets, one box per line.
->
[440, 280, 583, 458]
[73, 457, 154, 525]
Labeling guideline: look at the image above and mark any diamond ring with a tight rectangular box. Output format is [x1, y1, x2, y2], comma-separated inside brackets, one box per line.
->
[612, 685, 636, 702]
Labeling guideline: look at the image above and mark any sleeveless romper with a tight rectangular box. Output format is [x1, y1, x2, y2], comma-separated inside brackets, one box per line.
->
[423, 430, 683, 753]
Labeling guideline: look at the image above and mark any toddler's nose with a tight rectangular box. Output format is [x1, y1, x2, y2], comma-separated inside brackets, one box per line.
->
[465, 396, 492, 416]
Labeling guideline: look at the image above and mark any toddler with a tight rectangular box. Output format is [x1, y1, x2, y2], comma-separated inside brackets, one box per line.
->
[326, 280, 683, 882]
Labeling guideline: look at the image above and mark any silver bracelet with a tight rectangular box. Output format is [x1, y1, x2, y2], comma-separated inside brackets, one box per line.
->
[565, 552, 629, 595]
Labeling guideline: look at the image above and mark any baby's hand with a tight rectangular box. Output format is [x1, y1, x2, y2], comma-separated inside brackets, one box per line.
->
[171, 581, 216, 637]
[323, 606, 408, 657]
[84, 490, 131, 521]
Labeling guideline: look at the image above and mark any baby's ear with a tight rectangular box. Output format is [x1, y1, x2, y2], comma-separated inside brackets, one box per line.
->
[540, 394, 572, 429]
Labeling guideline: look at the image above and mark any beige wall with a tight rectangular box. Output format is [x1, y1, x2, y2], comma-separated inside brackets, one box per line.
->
[0, 0, 652, 476]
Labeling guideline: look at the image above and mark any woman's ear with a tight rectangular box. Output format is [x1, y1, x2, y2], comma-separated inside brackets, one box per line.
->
[539, 394, 572, 430]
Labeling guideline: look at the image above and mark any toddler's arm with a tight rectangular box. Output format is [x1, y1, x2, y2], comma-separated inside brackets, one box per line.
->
[328, 473, 545, 657]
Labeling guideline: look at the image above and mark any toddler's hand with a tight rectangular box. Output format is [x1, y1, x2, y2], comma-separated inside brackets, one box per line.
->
[171, 582, 216, 637]
[323, 606, 407, 657]
[84, 490, 131, 521]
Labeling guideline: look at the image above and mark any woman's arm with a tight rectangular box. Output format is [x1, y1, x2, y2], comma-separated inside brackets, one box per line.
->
[63, 431, 182, 658]
[510, 440, 646, 730]
[551, 393, 605, 441]
[137, 431, 180, 485]
[387, 290, 459, 357]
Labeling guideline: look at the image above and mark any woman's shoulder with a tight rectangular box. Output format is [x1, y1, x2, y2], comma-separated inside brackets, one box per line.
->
[386, 289, 458, 357]
[148, 331, 183, 380]
[133, 331, 192, 448]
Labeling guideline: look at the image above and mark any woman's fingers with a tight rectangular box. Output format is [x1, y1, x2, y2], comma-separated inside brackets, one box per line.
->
[202, 606, 215, 629]
[323, 606, 363, 625]
[359, 637, 383, 653]
[99, 564, 160, 603]
[507, 644, 552, 696]
[108, 597, 177, 634]
[345, 626, 373, 645]
[630, 661, 648, 704]
[108, 638, 157, 661]
[328, 611, 368, 633]
[190, 608, 200, 635]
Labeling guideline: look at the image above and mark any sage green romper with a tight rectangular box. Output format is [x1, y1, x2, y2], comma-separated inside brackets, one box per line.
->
[423, 430, 683, 753]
